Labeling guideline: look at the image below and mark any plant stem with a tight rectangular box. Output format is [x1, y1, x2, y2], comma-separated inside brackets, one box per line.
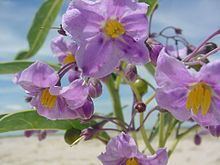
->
[105, 76, 124, 123]
[183, 29, 220, 62]
[140, 112, 155, 154]
[158, 112, 165, 147]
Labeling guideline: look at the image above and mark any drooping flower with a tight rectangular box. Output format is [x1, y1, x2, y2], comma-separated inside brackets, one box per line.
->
[14, 61, 94, 120]
[62, 0, 150, 78]
[155, 48, 220, 126]
[98, 132, 168, 165]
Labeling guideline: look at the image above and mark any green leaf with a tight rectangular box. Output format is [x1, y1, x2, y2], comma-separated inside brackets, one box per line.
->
[0, 61, 60, 74]
[0, 110, 91, 133]
[139, 0, 158, 16]
[15, 0, 63, 60]
[144, 63, 155, 76]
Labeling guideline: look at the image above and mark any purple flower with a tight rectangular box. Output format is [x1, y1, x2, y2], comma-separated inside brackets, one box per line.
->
[155, 48, 220, 126]
[98, 133, 168, 165]
[62, 0, 150, 78]
[15, 61, 93, 120]
[51, 35, 77, 65]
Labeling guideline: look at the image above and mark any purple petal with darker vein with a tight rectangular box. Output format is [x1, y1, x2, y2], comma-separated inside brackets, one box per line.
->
[15, 61, 59, 92]
[76, 34, 120, 78]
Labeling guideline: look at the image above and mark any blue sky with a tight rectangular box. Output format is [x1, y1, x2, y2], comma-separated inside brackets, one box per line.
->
[0, 0, 220, 126]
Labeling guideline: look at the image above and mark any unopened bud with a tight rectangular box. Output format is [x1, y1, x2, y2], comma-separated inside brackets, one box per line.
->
[38, 130, 47, 141]
[146, 38, 163, 65]
[199, 42, 217, 54]
[134, 102, 146, 113]
[64, 128, 81, 145]
[133, 78, 148, 96]
[194, 134, 202, 145]
[174, 28, 182, 35]
[124, 64, 137, 82]
[58, 24, 67, 36]
[89, 79, 102, 98]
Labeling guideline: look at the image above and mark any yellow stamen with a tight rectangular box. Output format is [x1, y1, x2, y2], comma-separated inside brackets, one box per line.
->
[103, 19, 125, 38]
[186, 82, 212, 115]
[63, 52, 75, 65]
[126, 157, 139, 165]
[41, 89, 57, 109]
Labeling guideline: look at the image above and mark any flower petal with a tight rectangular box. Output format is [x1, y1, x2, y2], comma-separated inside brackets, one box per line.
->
[61, 79, 89, 109]
[198, 60, 220, 86]
[62, 0, 104, 42]
[192, 97, 220, 126]
[120, 3, 148, 40]
[116, 35, 150, 64]
[156, 86, 191, 121]
[155, 48, 195, 87]
[140, 148, 168, 165]
[76, 34, 120, 78]
[15, 61, 59, 92]
[31, 95, 80, 120]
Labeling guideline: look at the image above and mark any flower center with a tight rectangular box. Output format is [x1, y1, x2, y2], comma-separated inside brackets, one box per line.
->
[186, 82, 212, 115]
[63, 52, 76, 65]
[41, 88, 57, 109]
[126, 157, 139, 165]
[103, 19, 125, 38]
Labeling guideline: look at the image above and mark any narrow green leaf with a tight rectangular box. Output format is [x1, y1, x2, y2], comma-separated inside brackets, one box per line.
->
[0, 110, 91, 133]
[15, 0, 63, 60]
[0, 61, 60, 74]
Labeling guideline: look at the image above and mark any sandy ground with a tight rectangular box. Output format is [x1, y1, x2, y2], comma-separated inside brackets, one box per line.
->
[0, 135, 220, 165]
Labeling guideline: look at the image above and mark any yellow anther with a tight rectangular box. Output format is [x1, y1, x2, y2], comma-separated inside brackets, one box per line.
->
[41, 88, 57, 109]
[63, 53, 76, 65]
[126, 157, 139, 165]
[186, 82, 212, 115]
[103, 19, 125, 38]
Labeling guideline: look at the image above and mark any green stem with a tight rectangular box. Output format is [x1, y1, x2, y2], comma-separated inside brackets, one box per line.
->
[159, 112, 165, 147]
[140, 113, 155, 154]
[105, 76, 124, 123]
[164, 119, 178, 143]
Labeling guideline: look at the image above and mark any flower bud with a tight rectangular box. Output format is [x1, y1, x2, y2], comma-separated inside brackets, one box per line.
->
[81, 128, 98, 141]
[79, 98, 94, 119]
[194, 134, 202, 145]
[133, 78, 148, 96]
[146, 38, 163, 65]
[24, 130, 35, 137]
[124, 64, 137, 82]
[174, 28, 182, 35]
[58, 24, 67, 36]
[38, 130, 47, 141]
[199, 42, 217, 54]
[89, 79, 102, 98]
[64, 128, 81, 145]
[134, 102, 146, 113]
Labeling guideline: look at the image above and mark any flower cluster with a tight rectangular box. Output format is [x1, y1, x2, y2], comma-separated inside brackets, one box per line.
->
[12, 0, 220, 164]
